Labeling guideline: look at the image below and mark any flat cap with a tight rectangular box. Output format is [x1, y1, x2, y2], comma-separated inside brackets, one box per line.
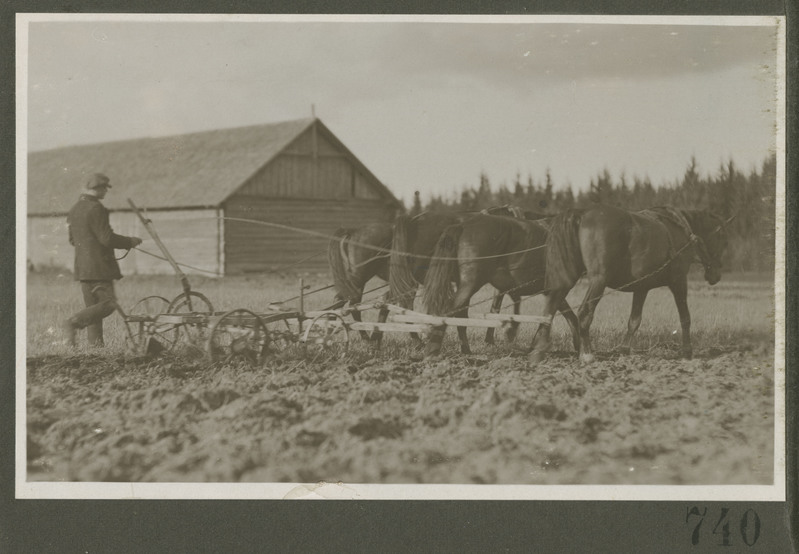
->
[85, 173, 112, 190]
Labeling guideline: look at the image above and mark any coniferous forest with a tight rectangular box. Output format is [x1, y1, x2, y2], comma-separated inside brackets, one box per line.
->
[410, 154, 777, 273]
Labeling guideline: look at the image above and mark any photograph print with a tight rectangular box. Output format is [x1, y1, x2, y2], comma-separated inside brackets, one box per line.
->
[18, 14, 786, 500]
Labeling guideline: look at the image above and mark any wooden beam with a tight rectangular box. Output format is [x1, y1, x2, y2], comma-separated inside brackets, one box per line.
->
[348, 322, 431, 334]
[483, 313, 551, 324]
[390, 314, 502, 329]
[386, 304, 549, 325]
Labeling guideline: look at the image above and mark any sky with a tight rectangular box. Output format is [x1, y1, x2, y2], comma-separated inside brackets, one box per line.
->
[22, 15, 781, 205]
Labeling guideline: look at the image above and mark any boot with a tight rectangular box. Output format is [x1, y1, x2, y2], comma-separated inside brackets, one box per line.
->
[61, 319, 77, 347]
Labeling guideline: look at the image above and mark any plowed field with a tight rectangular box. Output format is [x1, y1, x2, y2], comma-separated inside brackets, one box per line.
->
[25, 271, 777, 484]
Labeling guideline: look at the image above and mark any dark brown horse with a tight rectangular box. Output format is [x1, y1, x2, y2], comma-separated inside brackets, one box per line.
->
[532, 204, 727, 363]
[388, 212, 462, 306]
[327, 223, 393, 339]
[479, 206, 550, 344]
[328, 212, 464, 344]
[328, 207, 548, 345]
[389, 206, 552, 344]
[421, 214, 581, 357]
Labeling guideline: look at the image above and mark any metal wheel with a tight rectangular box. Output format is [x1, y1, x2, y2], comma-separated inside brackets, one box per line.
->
[302, 313, 350, 359]
[167, 291, 214, 314]
[125, 295, 172, 355]
[261, 316, 297, 354]
[130, 295, 171, 316]
[207, 309, 270, 365]
[167, 291, 214, 348]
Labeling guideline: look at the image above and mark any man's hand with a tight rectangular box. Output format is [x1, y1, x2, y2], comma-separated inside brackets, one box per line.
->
[130, 237, 143, 247]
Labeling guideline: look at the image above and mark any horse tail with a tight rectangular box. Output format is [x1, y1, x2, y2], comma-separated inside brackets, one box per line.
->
[422, 224, 462, 315]
[389, 214, 418, 308]
[328, 228, 361, 302]
[544, 209, 586, 291]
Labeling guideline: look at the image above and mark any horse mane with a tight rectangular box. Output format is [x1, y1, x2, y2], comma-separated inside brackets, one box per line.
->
[422, 224, 463, 315]
[649, 206, 720, 241]
[544, 209, 586, 291]
[649, 206, 730, 270]
[327, 228, 362, 302]
[679, 208, 725, 237]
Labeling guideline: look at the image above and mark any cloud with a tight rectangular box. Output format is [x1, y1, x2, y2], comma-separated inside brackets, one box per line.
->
[24, 18, 779, 197]
[366, 23, 776, 87]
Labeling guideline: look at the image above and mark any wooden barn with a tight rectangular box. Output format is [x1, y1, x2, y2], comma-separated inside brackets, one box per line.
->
[27, 118, 403, 276]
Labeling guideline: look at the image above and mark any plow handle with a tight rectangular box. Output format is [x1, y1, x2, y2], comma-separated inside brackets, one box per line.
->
[127, 198, 191, 296]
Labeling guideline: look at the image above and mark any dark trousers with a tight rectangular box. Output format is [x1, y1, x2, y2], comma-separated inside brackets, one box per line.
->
[68, 281, 117, 346]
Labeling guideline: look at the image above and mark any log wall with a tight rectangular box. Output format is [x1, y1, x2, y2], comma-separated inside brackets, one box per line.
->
[223, 196, 395, 274]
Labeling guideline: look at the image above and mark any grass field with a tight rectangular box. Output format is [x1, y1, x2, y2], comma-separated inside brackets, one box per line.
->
[24, 268, 777, 485]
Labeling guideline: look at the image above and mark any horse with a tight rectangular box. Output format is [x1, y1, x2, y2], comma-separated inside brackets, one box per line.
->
[478, 206, 550, 344]
[326, 223, 393, 340]
[327, 213, 464, 344]
[420, 213, 581, 358]
[388, 206, 552, 345]
[328, 206, 548, 346]
[531, 204, 728, 363]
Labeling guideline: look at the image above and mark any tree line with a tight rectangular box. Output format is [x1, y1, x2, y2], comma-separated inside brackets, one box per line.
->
[409, 154, 777, 272]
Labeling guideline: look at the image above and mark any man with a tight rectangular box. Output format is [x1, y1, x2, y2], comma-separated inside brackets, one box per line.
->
[62, 173, 143, 347]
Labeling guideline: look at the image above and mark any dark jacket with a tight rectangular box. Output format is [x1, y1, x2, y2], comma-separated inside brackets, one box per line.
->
[67, 194, 137, 281]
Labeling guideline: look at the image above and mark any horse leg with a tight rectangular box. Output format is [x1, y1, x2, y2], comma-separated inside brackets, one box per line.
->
[619, 289, 648, 355]
[369, 303, 389, 351]
[668, 277, 692, 359]
[423, 281, 447, 358]
[504, 292, 521, 343]
[576, 275, 606, 363]
[529, 290, 566, 363]
[556, 298, 581, 354]
[452, 284, 480, 355]
[347, 290, 371, 341]
[484, 292, 503, 345]
[401, 285, 424, 346]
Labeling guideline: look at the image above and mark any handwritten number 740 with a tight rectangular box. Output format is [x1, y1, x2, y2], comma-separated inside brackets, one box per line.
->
[686, 507, 760, 547]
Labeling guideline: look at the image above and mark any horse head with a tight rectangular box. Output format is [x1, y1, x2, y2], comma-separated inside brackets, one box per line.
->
[689, 211, 728, 285]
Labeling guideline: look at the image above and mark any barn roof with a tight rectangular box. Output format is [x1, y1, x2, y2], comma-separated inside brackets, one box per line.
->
[27, 118, 400, 215]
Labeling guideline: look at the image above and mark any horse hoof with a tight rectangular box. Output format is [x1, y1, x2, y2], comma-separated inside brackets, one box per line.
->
[617, 346, 631, 356]
[580, 353, 595, 364]
[528, 350, 545, 364]
[682, 351, 693, 360]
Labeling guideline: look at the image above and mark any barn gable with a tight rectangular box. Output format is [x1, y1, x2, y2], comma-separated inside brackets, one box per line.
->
[234, 121, 393, 202]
